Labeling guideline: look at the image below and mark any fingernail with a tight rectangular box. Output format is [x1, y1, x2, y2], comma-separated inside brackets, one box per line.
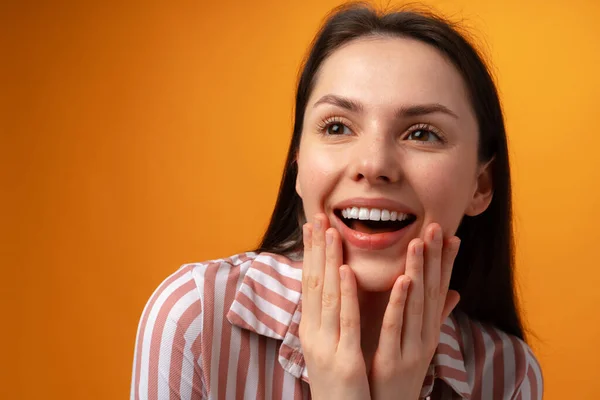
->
[339, 267, 346, 280]
[453, 238, 461, 251]
[432, 226, 442, 243]
[414, 241, 423, 256]
[326, 230, 333, 246]
[314, 218, 322, 231]
[401, 277, 410, 291]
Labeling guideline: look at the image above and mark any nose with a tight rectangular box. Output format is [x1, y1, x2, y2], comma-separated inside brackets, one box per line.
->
[348, 135, 402, 185]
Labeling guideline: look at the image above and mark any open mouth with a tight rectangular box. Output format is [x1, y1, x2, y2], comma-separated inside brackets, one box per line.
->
[334, 207, 417, 235]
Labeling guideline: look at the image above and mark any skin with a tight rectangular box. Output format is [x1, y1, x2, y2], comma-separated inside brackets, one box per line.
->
[295, 36, 494, 399]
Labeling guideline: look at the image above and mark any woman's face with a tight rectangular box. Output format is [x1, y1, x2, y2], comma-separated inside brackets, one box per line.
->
[295, 36, 493, 292]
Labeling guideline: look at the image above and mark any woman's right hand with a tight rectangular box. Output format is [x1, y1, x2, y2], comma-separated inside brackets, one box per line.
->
[299, 213, 371, 400]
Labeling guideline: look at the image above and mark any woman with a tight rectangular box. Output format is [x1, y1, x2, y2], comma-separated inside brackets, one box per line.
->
[131, 3, 543, 399]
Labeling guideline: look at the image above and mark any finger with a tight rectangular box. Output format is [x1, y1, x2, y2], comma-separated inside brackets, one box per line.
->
[338, 265, 362, 351]
[402, 238, 424, 350]
[377, 275, 411, 357]
[307, 214, 329, 328]
[423, 224, 443, 342]
[301, 223, 317, 330]
[320, 227, 342, 336]
[438, 237, 461, 319]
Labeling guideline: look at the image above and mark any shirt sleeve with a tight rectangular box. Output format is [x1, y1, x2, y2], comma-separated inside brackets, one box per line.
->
[512, 345, 544, 400]
[130, 265, 204, 400]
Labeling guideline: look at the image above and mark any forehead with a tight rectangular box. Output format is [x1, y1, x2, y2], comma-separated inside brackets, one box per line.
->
[309, 36, 473, 117]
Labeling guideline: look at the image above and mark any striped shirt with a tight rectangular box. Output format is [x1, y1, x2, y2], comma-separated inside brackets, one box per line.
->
[131, 252, 543, 400]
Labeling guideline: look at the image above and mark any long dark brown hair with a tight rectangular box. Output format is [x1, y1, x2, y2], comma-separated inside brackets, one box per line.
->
[256, 2, 526, 341]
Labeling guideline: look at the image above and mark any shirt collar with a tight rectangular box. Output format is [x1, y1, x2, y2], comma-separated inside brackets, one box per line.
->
[226, 252, 472, 399]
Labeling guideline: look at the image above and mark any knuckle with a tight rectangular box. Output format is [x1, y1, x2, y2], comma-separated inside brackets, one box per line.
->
[426, 285, 440, 301]
[321, 292, 338, 309]
[340, 315, 359, 329]
[381, 320, 400, 333]
[306, 275, 322, 290]
[336, 362, 363, 381]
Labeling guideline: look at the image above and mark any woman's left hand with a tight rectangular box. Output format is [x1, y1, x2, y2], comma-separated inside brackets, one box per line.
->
[368, 223, 461, 400]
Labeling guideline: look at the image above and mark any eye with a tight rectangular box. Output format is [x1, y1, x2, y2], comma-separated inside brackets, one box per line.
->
[405, 125, 443, 143]
[326, 122, 352, 135]
[317, 117, 353, 136]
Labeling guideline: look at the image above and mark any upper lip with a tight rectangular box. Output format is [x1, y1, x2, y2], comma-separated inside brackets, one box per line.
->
[332, 197, 417, 215]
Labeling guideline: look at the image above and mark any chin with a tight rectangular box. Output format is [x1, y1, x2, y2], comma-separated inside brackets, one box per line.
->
[344, 250, 407, 293]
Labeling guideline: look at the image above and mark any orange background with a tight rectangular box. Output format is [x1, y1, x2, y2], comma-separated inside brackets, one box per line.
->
[2, 0, 599, 399]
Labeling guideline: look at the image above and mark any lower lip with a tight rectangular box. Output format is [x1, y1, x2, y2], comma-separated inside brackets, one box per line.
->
[333, 214, 414, 250]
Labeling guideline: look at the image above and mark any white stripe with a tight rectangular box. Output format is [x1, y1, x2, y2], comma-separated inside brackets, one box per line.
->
[518, 368, 531, 399]
[131, 300, 149, 399]
[244, 333, 260, 398]
[139, 268, 194, 400]
[209, 262, 233, 400]
[264, 339, 276, 399]
[283, 370, 297, 398]
[480, 327, 495, 399]
[225, 269, 246, 400]
[439, 331, 461, 352]
[157, 289, 199, 399]
[526, 347, 543, 400]
[248, 268, 301, 300]
[231, 300, 280, 338]
[239, 283, 293, 325]
[255, 254, 303, 280]
[179, 314, 202, 400]
[435, 353, 466, 371]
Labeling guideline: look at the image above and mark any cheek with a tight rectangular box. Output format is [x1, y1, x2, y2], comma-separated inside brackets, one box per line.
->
[297, 148, 343, 214]
[409, 156, 475, 230]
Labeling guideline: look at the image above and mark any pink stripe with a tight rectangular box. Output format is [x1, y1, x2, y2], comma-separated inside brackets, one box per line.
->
[200, 263, 219, 395]
[437, 342, 463, 360]
[217, 266, 242, 400]
[256, 336, 267, 398]
[510, 335, 526, 398]
[236, 329, 251, 398]
[249, 278, 298, 314]
[261, 252, 303, 269]
[235, 291, 289, 336]
[470, 320, 486, 400]
[486, 327, 505, 400]
[251, 261, 302, 292]
[271, 343, 285, 400]
[133, 266, 192, 399]
[169, 299, 202, 400]
[293, 378, 303, 400]
[148, 279, 197, 399]
[436, 364, 468, 383]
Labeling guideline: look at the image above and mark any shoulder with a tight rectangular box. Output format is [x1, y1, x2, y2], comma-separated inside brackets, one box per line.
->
[452, 311, 543, 400]
[137, 252, 260, 327]
[131, 252, 262, 398]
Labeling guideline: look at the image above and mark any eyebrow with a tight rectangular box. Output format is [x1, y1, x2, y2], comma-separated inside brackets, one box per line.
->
[312, 94, 459, 119]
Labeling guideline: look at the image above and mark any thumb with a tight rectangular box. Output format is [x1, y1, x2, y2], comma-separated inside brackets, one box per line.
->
[440, 290, 460, 323]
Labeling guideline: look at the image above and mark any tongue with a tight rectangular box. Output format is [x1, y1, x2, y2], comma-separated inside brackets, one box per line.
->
[350, 220, 404, 234]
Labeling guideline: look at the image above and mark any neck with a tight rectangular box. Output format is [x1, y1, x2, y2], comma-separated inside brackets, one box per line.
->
[357, 288, 392, 375]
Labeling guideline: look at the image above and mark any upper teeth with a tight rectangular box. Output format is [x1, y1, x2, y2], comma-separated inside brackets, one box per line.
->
[341, 207, 411, 222]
